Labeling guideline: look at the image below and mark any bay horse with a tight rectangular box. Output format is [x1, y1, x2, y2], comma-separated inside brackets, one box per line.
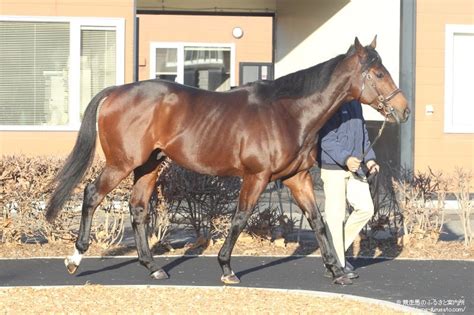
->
[46, 37, 409, 285]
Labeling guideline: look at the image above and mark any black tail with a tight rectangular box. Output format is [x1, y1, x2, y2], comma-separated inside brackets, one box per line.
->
[45, 86, 116, 222]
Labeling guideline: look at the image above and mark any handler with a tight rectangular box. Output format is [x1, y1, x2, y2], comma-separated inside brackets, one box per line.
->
[317, 100, 379, 279]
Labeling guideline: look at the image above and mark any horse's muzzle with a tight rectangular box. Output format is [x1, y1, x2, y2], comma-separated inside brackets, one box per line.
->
[391, 106, 410, 124]
[401, 107, 410, 123]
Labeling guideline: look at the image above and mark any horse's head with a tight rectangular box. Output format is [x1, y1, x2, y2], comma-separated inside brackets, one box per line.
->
[350, 36, 410, 124]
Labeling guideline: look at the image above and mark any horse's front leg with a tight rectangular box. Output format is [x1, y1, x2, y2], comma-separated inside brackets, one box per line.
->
[218, 172, 270, 284]
[283, 171, 351, 285]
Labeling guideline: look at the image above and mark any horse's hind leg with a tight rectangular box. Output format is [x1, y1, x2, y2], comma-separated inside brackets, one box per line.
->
[65, 166, 130, 274]
[218, 172, 270, 284]
[129, 157, 168, 279]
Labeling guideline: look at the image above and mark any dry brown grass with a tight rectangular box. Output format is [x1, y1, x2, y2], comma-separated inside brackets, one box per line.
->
[0, 286, 412, 314]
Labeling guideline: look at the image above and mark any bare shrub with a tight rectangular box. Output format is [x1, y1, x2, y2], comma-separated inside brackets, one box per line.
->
[0, 155, 128, 248]
[210, 215, 231, 240]
[148, 197, 171, 247]
[0, 155, 74, 243]
[365, 164, 403, 238]
[92, 206, 126, 248]
[148, 162, 173, 247]
[157, 162, 297, 245]
[245, 208, 279, 240]
[38, 210, 78, 243]
[157, 161, 241, 241]
[451, 167, 473, 246]
[245, 207, 296, 242]
[392, 168, 449, 244]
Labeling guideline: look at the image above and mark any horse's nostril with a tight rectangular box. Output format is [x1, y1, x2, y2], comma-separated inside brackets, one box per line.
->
[404, 107, 411, 118]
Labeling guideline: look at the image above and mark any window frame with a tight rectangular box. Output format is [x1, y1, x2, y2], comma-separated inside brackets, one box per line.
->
[149, 42, 236, 88]
[444, 24, 474, 134]
[0, 16, 125, 131]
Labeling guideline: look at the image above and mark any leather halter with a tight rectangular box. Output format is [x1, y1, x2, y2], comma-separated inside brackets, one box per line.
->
[359, 71, 402, 123]
[357, 70, 400, 162]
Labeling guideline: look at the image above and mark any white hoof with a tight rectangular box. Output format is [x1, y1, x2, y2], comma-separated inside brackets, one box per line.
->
[65, 258, 79, 275]
[64, 247, 83, 275]
[221, 272, 240, 284]
[150, 269, 169, 280]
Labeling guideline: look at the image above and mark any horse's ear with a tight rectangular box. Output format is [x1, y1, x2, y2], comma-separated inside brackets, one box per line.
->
[354, 37, 367, 60]
[370, 35, 377, 49]
[354, 37, 362, 50]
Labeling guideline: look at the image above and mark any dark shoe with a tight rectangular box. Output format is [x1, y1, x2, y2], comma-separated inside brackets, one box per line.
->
[333, 275, 353, 285]
[343, 260, 358, 279]
[344, 269, 359, 279]
[324, 268, 353, 285]
[324, 266, 359, 280]
[345, 259, 354, 271]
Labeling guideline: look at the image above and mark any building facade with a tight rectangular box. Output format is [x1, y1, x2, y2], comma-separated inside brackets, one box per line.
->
[1, 0, 473, 176]
[414, 0, 474, 174]
[0, 0, 134, 155]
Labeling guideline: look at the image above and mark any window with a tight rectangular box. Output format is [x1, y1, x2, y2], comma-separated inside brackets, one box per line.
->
[0, 17, 124, 130]
[80, 27, 117, 118]
[239, 62, 274, 85]
[150, 43, 235, 91]
[154, 47, 178, 82]
[444, 24, 474, 133]
[0, 21, 69, 126]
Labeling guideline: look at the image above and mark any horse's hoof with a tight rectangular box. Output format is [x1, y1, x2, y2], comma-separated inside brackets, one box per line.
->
[333, 275, 353, 285]
[64, 259, 79, 275]
[221, 273, 240, 285]
[150, 269, 169, 280]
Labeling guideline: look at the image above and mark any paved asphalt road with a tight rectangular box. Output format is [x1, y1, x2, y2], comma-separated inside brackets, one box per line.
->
[0, 256, 472, 313]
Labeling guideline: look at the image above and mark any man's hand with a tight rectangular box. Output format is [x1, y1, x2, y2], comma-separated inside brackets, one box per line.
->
[346, 156, 361, 172]
[366, 160, 380, 174]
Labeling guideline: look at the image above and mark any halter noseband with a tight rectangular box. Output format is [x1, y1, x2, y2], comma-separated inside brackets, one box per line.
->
[359, 71, 402, 123]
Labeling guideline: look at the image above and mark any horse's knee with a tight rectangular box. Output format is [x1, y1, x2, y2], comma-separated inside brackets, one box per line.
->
[232, 211, 251, 226]
[130, 205, 149, 225]
[316, 223, 327, 236]
[83, 183, 98, 209]
[307, 212, 326, 235]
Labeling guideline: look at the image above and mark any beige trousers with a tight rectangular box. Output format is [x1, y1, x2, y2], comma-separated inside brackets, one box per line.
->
[320, 168, 374, 267]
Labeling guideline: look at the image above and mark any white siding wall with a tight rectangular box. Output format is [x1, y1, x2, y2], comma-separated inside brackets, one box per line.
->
[275, 0, 401, 120]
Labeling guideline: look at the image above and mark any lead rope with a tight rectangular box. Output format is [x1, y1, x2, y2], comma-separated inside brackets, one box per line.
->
[361, 118, 387, 161]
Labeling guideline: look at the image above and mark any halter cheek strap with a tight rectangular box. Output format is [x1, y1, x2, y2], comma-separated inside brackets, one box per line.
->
[358, 71, 368, 102]
[359, 71, 402, 122]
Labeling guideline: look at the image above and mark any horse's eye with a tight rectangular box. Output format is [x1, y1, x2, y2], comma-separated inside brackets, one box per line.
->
[376, 72, 384, 79]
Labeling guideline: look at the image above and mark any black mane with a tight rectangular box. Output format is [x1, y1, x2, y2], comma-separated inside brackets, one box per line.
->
[249, 45, 381, 101]
[252, 54, 346, 101]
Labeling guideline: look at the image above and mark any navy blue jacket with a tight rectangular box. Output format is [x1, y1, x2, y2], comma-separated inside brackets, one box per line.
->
[317, 100, 376, 174]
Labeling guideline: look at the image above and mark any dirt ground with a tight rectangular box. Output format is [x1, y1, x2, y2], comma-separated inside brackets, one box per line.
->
[0, 286, 411, 314]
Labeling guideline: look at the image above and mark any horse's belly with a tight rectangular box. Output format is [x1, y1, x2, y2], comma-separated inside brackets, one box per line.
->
[162, 142, 242, 177]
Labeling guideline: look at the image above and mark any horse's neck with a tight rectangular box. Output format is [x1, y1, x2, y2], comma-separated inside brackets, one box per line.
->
[284, 70, 354, 135]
